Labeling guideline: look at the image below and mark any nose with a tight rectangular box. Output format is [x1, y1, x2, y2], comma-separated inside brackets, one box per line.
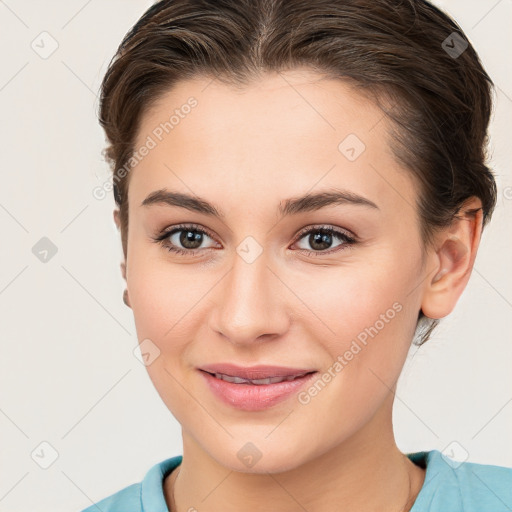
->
[208, 248, 290, 346]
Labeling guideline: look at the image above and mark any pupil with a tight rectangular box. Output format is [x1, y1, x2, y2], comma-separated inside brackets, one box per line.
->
[180, 230, 202, 249]
[310, 231, 331, 250]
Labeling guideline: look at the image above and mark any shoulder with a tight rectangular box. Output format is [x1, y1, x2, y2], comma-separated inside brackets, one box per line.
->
[80, 455, 183, 512]
[409, 449, 512, 512]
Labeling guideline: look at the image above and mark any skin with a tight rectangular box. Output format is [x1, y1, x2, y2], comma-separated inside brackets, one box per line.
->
[113, 69, 483, 512]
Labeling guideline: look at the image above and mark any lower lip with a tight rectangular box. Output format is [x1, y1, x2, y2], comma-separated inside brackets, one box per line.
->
[199, 370, 317, 411]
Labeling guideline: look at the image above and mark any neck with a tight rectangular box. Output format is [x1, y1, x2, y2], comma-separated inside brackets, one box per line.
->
[165, 395, 425, 512]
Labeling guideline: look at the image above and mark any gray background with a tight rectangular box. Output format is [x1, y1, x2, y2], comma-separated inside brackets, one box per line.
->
[0, 0, 510, 510]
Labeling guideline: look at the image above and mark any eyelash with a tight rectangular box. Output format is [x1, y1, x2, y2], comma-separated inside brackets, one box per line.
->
[152, 223, 358, 257]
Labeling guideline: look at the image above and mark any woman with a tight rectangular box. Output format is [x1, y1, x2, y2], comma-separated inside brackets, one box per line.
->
[83, 0, 512, 510]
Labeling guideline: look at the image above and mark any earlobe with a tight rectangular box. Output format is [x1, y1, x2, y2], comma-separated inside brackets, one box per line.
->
[421, 198, 483, 320]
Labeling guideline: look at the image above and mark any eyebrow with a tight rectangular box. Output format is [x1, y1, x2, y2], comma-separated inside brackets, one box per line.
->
[140, 188, 379, 218]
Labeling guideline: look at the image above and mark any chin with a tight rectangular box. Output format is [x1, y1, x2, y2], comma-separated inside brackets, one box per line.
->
[202, 436, 315, 475]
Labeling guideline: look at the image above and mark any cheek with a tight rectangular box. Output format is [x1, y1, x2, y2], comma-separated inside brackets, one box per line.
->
[127, 238, 206, 339]
[298, 254, 419, 389]
[298, 258, 411, 342]
[127, 258, 201, 415]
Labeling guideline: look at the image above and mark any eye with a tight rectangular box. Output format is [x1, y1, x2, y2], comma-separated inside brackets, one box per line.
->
[292, 225, 357, 256]
[152, 224, 219, 256]
[152, 223, 358, 257]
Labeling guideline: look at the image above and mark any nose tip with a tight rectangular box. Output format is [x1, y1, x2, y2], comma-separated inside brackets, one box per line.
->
[208, 256, 290, 346]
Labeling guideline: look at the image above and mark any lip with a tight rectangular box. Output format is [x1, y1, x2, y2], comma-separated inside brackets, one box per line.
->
[198, 367, 318, 411]
[199, 363, 317, 380]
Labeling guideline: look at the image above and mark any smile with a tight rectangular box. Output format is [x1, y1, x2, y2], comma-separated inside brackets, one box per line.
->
[209, 371, 312, 385]
[199, 369, 318, 411]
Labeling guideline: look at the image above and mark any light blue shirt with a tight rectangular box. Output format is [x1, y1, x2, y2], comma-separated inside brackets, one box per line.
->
[80, 450, 512, 511]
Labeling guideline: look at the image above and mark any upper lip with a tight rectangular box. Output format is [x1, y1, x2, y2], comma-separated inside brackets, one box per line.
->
[199, 363, 317, 380]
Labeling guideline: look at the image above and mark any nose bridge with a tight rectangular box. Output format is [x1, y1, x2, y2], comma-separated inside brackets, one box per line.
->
[211, 242, 288, 343]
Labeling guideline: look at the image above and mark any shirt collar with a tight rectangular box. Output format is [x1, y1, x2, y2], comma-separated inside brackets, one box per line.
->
[141, 455, 183, 512]
[139, 451, 442, 512]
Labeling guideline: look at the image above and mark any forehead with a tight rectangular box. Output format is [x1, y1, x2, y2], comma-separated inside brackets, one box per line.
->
[129, 69, 417, 218]
[136, 69, 385, 150]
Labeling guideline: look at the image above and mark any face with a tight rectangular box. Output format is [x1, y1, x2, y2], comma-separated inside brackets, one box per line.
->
[124, 69, 428, 473]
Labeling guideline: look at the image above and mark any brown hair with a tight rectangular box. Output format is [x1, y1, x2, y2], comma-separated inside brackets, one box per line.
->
[98, 0, 497, 345]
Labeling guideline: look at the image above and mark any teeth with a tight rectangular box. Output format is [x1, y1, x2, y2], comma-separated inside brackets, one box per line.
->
[213, 372, 308, 385]
[215, 373, 249, 384]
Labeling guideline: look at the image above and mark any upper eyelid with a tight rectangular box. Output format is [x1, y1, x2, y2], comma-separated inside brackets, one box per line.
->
[293, 224, 356, 241]
[162, 223, 215, 238]
[159, 224, 220, 249]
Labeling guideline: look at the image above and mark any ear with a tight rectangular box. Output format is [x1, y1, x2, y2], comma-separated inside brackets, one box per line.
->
[113, 208, 121, 231]
[113, 209, 127, 282]
[420, 196, 483, 320]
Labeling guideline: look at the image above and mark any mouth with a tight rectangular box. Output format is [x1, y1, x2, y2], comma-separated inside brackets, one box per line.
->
[197, 364, 318, 411]
[198, 363, 317, 381]
[200, 370, 315, 385]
